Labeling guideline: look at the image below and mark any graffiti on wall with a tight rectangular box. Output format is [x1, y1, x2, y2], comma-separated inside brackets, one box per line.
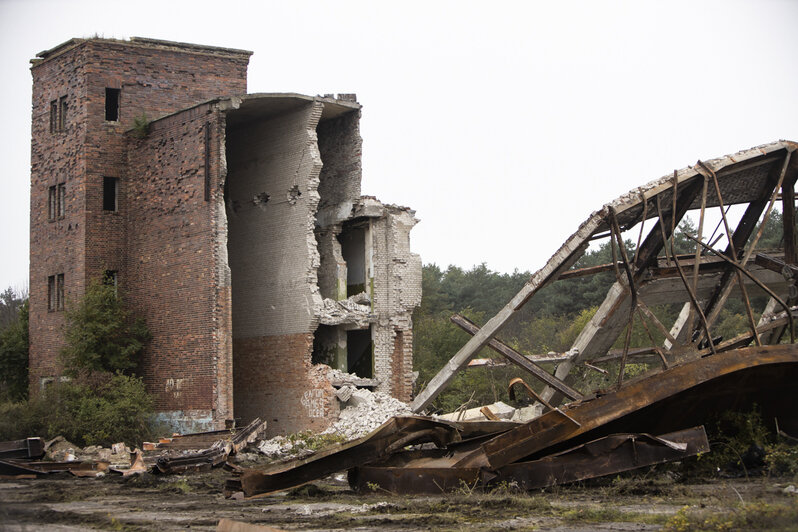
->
[301, 389, 325, 418]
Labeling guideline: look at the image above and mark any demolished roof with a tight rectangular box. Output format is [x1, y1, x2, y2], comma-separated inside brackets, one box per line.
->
[412, 139, 798, 412]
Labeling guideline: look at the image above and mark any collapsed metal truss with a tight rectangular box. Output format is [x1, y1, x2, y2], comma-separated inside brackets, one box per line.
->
[412, 140, 798, 412]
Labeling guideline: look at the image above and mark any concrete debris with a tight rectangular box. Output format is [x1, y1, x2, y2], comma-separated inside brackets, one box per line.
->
[317, 296, 372, 327]
[323, 388, 412, 440]
[9, 419, 266, 479]
[44, 436, 79, 462]
[334, 384, 355, 402]
[327, 367, 379, 388]
[253, 388, 413, 460]
[436, 401, 516, 422]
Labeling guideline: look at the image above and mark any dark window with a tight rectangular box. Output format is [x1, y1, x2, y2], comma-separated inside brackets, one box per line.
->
[105, 88, 120, 121]
[48, 185, 57, 221]
[104, 270, 118, 294]
[58, 96, 67, 131]
[57, 183, 66, 218]
[47, 274, 63, 311]
[49, 100, 58, 133]
[103, 177, 118, 212]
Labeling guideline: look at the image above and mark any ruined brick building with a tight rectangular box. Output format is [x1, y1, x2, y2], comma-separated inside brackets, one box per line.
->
[28, 37, 421, 435]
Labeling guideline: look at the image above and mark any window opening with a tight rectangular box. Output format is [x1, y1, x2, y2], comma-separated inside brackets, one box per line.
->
[48, 186, 57, 221]
[49, 100, 58, 133]
[57, 183, 66, 218]
[105, 88, 120, 121]
[57, 274, 64, 311]
[47, 275, 55, 311]
[339, 225, 367, 296]
[58, 96, 67, 131]
[347, 328, 373, 378]
[104, 270, 118, 294]
[47, 274, 64, 311]
[103, 177, 118, 212]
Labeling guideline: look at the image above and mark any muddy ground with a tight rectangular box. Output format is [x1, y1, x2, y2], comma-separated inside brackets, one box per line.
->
[1, 467, 797, 531]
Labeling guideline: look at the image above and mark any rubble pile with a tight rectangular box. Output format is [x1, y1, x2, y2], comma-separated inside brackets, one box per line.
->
[256, 435, 312, 461]
[324, 387, 412, 440]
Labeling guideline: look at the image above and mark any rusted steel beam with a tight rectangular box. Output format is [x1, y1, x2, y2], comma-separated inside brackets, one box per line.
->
[0, 458, 109, 477]
[408, 214, 600, 412]
[508, 377, 555, 411]
[155, 444, 228, 474]
[541, 177, 706, 408]
[702, 153, 792, 337]
[755, 253, 798, 278]
[454, 344, 798, 470]
[783, 174, 797, 265]
[686, 234, 794, 343]
[231, 418, 267, 454]
[348, 427, 709, 494]
[493, 426, 709, 490]
[558, 262, 621, 280]
[0, 438, 45, 460]
[227, 416, 466, 498]
[451, 314, 583, 401]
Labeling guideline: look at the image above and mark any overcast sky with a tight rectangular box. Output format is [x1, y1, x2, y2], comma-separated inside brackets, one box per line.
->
[1, 0, 797, 292]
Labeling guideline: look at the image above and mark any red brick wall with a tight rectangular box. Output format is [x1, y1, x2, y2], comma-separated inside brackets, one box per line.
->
[390, 328, 414, 402]
[233, 333, 338, 437]
[125, 103, 231, 423]
[29, 38, 248, 419]
[29, 45, 89, 389]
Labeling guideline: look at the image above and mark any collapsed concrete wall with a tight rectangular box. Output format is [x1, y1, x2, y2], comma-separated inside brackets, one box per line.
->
[221, 94, 420, 437]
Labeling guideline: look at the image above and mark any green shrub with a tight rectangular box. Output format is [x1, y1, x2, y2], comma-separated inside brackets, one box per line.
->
[61, 280, 150, 374]
[0, 372, 154, 447]
[0, 300, 29, 401]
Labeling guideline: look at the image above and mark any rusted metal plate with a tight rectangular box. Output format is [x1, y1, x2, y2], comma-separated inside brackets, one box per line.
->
[493, 426, 709, 490]
[0, 458, 110, 477]
[456, 345, 798, 470]
[156, 445, 227, 474]
[349, 427, 708, 494]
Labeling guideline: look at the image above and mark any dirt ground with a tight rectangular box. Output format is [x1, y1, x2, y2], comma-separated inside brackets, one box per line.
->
[1, 466, 797, 531]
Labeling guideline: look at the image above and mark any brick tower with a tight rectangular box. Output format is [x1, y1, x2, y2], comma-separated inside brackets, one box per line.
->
[29, 38, 251, 427]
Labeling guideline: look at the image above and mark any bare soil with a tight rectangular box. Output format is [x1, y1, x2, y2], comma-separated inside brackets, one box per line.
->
[1, 468, 797, 531]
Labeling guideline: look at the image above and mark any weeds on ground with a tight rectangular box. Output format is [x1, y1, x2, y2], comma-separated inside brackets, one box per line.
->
[680, 406, 798, 479]
[286, 431, 347, 452]
[158, 478, 191, 494]
[664, 500, 798, 531]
